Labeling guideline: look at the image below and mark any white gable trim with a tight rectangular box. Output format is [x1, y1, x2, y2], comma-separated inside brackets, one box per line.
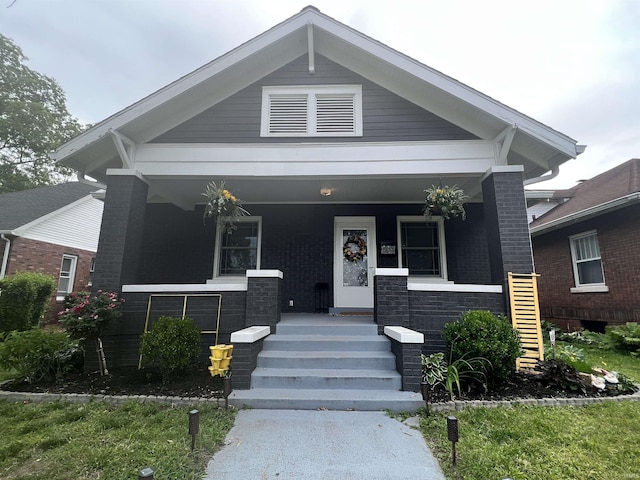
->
[135, 140, 498, 178]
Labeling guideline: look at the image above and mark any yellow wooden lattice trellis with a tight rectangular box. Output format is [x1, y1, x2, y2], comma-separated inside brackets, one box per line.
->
[508, 272, 544, 370]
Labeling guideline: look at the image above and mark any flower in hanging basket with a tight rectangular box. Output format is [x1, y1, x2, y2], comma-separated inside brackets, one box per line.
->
[423, 184, 468, 220]
[202, 180, 250, 232]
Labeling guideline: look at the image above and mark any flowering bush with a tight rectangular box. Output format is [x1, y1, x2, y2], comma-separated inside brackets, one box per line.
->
[202, 180, 250, 232]
[423, 184, 468, 220]
[58, 291, 124, 339]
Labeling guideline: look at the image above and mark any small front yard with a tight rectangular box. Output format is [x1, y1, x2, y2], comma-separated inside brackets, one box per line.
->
[0, 400, 235, 480]
[420, 341, 640, 480]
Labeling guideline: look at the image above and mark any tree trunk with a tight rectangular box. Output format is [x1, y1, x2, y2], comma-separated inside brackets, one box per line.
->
[95, 336, 109, 376]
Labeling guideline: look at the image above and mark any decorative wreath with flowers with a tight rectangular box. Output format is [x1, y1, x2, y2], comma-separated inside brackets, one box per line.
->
[343, 235, 367, 262]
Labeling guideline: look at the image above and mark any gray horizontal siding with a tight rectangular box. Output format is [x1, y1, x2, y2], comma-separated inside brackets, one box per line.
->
[152, 54, 476, 144]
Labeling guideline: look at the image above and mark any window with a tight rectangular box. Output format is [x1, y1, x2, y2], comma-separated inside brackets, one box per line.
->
[214, 218, 262, 276]
[261, 85, 362, 137]
[397, 216, 447, 278]
[569, 231, 607, 292]
[88, 257, 95, 287]
[57, 254, 77, 299]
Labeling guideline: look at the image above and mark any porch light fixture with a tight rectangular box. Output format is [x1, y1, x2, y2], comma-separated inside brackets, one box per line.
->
[320, 188, 332, 196]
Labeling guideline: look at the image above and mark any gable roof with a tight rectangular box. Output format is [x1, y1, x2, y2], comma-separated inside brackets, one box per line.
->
[0, 182, 97, 233]
[53, 6, 581, 185]
[530, 158, 640, 235]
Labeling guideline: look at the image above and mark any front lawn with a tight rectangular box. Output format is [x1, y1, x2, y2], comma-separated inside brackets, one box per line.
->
[0, 400, 235, 480]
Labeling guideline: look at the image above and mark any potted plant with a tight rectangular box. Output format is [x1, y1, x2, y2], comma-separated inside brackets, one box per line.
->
[202, 180, 250, 233]
[423, 184, 468, 220]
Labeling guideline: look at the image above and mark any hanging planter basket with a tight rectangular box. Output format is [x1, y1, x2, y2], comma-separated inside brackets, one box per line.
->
[423, 184, 468, 220]
[202, 180, 250, 233]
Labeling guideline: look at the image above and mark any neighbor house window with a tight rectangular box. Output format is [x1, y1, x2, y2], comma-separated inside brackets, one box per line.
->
[397, 216, 447, 278]
[57, 254, 77, 299]
[214, 217, 262, 276]
[569, 231, 607, 292]
[261, 85, 363, 137]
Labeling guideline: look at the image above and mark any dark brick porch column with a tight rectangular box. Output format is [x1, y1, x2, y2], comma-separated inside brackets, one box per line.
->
[245, 270, 283, 333]
[481, 166, 534, 286]
[374, 268, 409, 334]
[92, 171, 148, 292]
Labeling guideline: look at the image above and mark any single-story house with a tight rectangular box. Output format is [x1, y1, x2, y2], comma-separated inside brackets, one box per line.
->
[529, 158, 640, 332]
[53, 6, 582, 390]
[0, 182, 104, 321]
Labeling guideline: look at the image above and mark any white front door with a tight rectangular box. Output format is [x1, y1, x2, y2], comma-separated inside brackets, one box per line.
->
[334, 216, 377, 309]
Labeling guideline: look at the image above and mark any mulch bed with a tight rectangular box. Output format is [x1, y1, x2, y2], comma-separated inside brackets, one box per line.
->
[1, 365, 633, 402]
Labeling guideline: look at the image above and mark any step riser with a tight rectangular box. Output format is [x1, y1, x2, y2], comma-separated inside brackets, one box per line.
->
[275, 324, 378, 336]
[251, 374, 402, 390]
[229, 397, 423, 413]
[263, 338, 390, 352]
[257, 355, 396, 370]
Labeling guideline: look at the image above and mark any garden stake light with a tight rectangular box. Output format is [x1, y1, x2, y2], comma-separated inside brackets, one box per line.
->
[138, 467, 154, 479]
[447, 416, 459, 466]
[189, 409, 200, 451]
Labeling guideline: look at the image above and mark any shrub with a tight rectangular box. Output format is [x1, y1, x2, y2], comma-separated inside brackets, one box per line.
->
[57, 291, 124, 339]
[139, 316, 201, 382]
[443, 310, 523, 384]
[606, 323, 640, 354]
[0, 329, 82, 383]
[0, 272, 56, 333]
[545, 343, 592, 373]
[538, 359, 587, 393]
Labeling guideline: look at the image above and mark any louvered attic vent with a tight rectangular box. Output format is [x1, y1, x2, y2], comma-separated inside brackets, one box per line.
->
[261, 85, 362, 137]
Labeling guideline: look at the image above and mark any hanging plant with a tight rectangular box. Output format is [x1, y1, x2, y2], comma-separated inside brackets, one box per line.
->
[343, 234, 367, 262]
[202, 180, 250, 233]
[423, 184, 468, 220]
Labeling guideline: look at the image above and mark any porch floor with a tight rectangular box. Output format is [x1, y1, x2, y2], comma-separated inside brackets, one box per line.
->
[228, 313, 424, 412]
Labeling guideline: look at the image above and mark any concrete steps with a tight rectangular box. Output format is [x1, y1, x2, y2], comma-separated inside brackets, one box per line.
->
[229, 314, 424, 412]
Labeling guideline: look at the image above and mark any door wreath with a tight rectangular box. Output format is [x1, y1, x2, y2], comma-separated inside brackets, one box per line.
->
[343, 235, 367, 262]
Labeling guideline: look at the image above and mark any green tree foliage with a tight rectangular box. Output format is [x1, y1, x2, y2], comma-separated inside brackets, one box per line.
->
[0, 271, 55, 333]
[0, 34, 83, 193]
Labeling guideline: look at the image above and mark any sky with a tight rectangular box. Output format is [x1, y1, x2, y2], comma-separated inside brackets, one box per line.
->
[1, 0, 638, 189]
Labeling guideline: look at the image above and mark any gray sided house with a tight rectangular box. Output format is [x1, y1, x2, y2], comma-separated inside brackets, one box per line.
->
[54, 7, 582, 402]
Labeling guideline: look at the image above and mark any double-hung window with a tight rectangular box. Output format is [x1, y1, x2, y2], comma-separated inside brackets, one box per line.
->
[57, 254, 77, 299]
[569, 231, 608, 293]
[214, 217, 262, 277]
[397, 216, 447, 279]
[261, 85, 362, 137]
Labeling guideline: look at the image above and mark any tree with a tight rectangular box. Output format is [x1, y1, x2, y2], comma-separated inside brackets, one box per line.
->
[0, 34, 83, 193]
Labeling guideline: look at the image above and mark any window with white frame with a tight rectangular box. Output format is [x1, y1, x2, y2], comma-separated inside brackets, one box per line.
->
[397, 216, 447, 278]
[569, 231, 606, 287]
[261, 85, 363, 137]
[57, 254, 77, 299]
[214, 217, 262, 276]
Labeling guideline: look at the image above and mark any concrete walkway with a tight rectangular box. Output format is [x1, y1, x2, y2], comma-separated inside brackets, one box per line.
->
[204, 409, 446, 480]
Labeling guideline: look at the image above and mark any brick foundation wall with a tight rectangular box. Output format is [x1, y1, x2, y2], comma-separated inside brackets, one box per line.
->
[5, 237, 95, 323]
[533, 205, 640, 328]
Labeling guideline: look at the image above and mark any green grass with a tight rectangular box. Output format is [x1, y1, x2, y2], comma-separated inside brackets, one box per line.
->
[419, 339, 640, 479]
[0, 400, 236, 480]
[420, 401, 640, 480]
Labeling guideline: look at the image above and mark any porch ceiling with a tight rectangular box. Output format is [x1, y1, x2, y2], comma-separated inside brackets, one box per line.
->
[145, 174, 481, 207]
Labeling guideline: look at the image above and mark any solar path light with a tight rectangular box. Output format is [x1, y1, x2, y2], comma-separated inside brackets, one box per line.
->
[447, 416, 459, 466]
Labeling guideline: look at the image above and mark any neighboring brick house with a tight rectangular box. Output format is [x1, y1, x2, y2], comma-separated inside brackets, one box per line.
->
[52, 7, 582, 373]
[529, 159, 640, 332]
[0, 182, 104, 321]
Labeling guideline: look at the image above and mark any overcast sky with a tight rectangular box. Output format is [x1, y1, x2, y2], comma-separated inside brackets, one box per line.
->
[1, 0, 638, 189]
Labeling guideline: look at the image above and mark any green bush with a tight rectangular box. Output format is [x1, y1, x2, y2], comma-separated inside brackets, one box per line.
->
[139, 316, 201, 382]
[443, 310, 523, 384]
[57, 291, 124, 339]
[606, 323, 640, 354]
[0, 272, 56, 334]
[0, 329, 82, 383]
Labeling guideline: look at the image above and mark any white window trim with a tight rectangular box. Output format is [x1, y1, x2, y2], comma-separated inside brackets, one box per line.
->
[396, 215, 448, 280]
[57, 254, 78, 301]
[261, 85, 363, 137]
[212, 216, 262, 279]
[569, 230, 607, 292]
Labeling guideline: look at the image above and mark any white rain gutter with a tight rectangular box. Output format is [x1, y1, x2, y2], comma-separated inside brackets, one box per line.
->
[523, 145, 587, 187]
[1, 234, 11, 279]
[530, 192, 640, 236]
